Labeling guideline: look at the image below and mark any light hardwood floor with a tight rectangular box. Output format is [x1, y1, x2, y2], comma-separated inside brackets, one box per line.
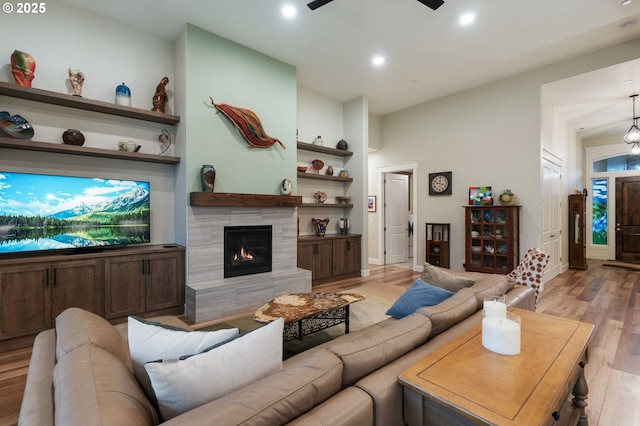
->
[0, 260, 638, 426]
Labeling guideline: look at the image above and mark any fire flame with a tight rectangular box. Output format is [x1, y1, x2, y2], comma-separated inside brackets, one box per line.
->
[233, 247, 254, 262]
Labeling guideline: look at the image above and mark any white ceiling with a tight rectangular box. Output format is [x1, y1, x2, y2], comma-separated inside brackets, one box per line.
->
[60, 0, 640, 139]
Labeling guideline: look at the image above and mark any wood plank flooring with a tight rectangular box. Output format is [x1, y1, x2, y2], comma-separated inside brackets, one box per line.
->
[0, 260, 638, 426]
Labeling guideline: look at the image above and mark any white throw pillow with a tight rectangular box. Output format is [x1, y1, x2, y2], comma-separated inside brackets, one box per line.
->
[128, 316, 239, 402]
[144, 318, 284, 421]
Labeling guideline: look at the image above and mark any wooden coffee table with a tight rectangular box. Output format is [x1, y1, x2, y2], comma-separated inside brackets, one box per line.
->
[254, 292, 365, 341]
[399, 308, 594, 426]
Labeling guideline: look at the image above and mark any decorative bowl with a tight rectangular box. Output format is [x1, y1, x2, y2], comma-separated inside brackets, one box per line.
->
[297, 166, 308, 173]
[311, 159, 324, 170]
[62, 129, 85, 146]
[0, 111, 34, 139]
[336, 196, 351, 204]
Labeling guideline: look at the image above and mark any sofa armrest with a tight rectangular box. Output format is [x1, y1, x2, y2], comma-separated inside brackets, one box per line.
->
[506, 285, 536, 311]
[18, 329, 56, 426]
[285, 386, 374, 426]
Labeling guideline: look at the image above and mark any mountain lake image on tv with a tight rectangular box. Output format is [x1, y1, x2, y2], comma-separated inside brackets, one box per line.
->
[0, 171, 150, 255]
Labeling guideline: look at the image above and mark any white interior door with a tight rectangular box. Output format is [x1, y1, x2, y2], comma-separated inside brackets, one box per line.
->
[384, 173, 409, 264]
[541, 158, 562, 280]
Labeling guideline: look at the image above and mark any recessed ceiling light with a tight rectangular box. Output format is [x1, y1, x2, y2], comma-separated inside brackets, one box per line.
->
[622, 19, 638, 29]
[459, 12, 475, 26]
[282, 5, 296, 18]
[622, 0, 632, 6]
[372, 55, 386, 67]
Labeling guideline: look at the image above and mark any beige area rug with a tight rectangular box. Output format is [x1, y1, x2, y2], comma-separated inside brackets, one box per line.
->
[199, 286, 397, 359]
[601, 260, 640, 271]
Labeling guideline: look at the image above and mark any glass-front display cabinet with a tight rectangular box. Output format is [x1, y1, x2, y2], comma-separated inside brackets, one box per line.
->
[464, 206, 520, 274]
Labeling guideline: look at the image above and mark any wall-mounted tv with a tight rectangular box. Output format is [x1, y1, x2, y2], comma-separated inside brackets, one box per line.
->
[0, 171, 150, 256]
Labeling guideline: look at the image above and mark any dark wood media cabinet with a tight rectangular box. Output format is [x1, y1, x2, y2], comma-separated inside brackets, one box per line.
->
[0, 244, 185, 351]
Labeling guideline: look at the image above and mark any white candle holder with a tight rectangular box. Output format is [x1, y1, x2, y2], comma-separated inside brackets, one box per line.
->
[482, 311, 521, 355]
[483, 293, 507, 318]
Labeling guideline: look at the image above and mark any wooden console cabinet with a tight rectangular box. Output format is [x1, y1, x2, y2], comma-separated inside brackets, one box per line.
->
[298, 234, 361, 285]
[0, 244, 185, 342]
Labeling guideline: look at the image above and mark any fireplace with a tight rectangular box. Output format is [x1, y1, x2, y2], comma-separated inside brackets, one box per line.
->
[224, 225, 272, 278]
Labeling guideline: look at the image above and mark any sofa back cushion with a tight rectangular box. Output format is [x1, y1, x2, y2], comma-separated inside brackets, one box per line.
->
[464, 274, 514, 310]
[420, 263, 475, 292]
[416, 288, 477, 336]
[53, 345, 159, 426]
[327, 313, 432, 386]
[55, 307, 129, 368]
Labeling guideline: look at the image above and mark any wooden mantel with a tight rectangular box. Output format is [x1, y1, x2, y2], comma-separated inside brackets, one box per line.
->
[190, 192, 302, 207]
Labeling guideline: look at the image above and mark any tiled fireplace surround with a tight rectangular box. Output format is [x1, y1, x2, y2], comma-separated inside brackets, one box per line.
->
[186, 202, 312, 322]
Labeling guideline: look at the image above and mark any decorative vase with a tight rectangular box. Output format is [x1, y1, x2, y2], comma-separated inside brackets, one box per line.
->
[200, 165, 215, 192]
[312, 135, 323, 146]
[338, 217, 350, 235]
[312, 217, 330, 236]
[326, 166, 334, 176]
[11, 50, 35, 87]
[336, 139, 348, 150]
[115, 82, 131, 106]
[62, 129, 85, 146]
[68, 68, 84, 96]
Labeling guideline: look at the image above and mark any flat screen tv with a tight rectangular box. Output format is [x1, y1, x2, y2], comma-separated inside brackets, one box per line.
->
[0, 171, 150, 256]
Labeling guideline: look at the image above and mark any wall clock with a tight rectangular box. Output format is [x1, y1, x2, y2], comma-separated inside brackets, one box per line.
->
[429, 171, 452, 195]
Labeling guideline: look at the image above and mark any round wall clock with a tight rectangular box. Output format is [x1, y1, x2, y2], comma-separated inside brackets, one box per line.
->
[429, 171, 452, 195]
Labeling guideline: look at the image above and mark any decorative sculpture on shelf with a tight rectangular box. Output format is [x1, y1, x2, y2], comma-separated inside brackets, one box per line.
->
[200, 165, 216, 192]
[280, 178, 293, 195]
[11, 50, 36, 87]
[312, 217, 330, 237]
[151, 76, 169, 113]
[209, 97, 285, 149]
[68, 68, 85, 96]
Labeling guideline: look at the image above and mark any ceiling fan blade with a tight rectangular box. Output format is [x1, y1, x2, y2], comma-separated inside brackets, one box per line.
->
[307, 0, 334, 10]
[416, 0, 444, 10]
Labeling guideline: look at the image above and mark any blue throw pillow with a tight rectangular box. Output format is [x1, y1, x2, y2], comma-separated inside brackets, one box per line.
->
[386, 278, 455, 319]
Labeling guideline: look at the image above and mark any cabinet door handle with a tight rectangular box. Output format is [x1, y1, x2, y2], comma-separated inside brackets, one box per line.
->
[313, 244, 318, 254]
[53, 268, 57, 287]
[347, 241, 351, 250]
[45, 269, 49, 287]
[141, 259, 146, 275]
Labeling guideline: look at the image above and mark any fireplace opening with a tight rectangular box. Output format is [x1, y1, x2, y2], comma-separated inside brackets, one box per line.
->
[224, 225, 272, 278]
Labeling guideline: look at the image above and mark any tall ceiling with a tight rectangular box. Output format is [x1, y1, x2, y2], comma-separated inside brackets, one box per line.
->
[61, 0, 640, 139]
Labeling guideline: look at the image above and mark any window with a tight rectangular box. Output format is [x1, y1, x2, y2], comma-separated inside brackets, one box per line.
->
[593, 154, 640, 172]
[591, 178, 608, 245]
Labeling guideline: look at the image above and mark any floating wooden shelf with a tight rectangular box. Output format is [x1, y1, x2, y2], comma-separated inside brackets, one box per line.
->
[0, 81, 180, 125]
[190, 192, 302, 207]
[297, 141, 353, 157]
[297, 172, 353, 182]
[0, 137, 180, 164]
[300, 203, 354, 208]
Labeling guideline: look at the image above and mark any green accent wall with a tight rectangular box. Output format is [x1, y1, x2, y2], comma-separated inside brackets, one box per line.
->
[184, 24, 297, 194]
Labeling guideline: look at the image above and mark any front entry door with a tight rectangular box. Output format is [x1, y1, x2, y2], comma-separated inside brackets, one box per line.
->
[615, 176, 640, 263]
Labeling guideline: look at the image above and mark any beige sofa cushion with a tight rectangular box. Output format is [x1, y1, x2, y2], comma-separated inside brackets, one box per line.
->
[53, 345, 158, 426]
[327, 313, 432, 385]
[416, 288, 477, 336]
[464, 274, 515, 310]
[55, 307, 129, 368]
[420, 263, 475, 292]
[162, 350, 344, 426]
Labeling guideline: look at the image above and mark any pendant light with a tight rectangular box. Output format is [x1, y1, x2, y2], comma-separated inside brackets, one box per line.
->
[624, 94, 640, 144]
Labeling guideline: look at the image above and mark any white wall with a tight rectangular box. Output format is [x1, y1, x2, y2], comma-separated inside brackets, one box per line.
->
[0, 2, 177, 245]
[370, 38, 640, 270]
